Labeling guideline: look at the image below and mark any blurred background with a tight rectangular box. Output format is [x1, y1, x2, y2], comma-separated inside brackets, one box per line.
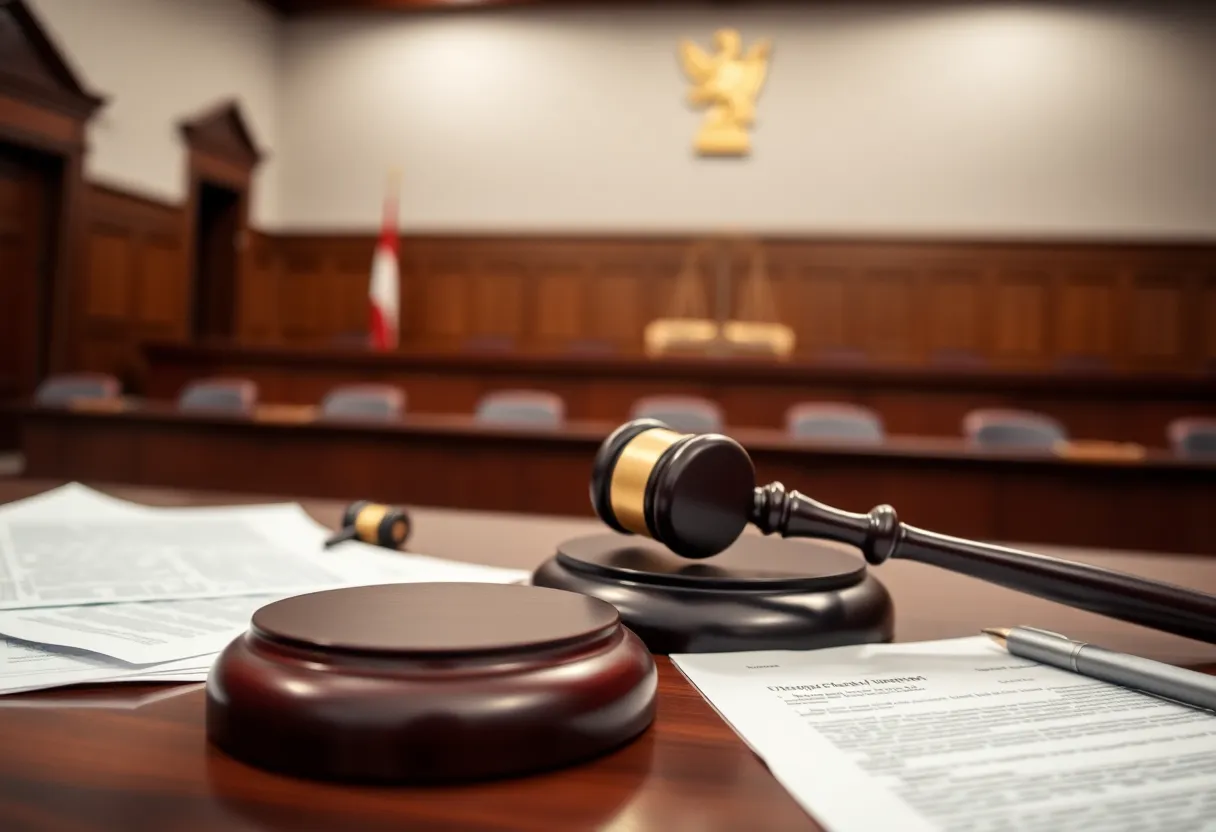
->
[2, 0, 1214, 552]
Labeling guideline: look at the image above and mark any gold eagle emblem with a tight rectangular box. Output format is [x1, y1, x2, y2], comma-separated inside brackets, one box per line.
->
[678, 29, 773, 156]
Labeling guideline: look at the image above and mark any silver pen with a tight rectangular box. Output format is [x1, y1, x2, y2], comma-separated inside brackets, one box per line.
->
[982, 626, 1216, 713]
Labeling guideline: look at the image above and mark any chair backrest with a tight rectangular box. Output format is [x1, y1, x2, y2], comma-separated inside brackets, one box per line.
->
[1167, 417, 1216, 458]
[962, 408, 1067, 450]
[177, 378, 257, 414]
[785, 402, 884, 443]
[629, 395, 723, 434]
[475, 390, 565, 428]
[319, 384, 406, 422]
[34, 373, 120, 405]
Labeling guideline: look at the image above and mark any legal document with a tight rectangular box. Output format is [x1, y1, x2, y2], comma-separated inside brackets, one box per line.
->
[0, 483, 529, 687]
[671, 636, 1216, 832]
[0, 637, 124, 694]
[0, 594, 283, 664]
[0, 545, 528, 665]
[0, 517, 352, 608]
[0, 637, 211, 694]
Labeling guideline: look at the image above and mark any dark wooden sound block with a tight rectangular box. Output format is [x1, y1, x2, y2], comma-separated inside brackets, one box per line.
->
[532, 533, 894, 654]
[204, 582, 657, 783]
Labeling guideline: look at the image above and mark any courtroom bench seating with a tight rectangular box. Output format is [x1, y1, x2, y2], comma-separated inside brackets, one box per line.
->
[35, 372, 121, 405]
[14, 400, 1216, 555]
[785, 402, 884, 443]
[629, 395, 724, 433]
[318, 384, 406, 422]
[1169, 417, 1216, 459]
[474, 390, 566, 427]
[962, 408, 1068, 450]
[140, 342, 1216, 448]
[177, 378, 258, 414]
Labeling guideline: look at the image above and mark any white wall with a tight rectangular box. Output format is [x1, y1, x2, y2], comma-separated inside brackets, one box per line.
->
[278, 1, 1216, 239]
[26, 0, 282, 226]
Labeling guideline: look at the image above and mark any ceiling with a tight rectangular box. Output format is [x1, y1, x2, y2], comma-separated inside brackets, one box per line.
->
[258, 0, 786, 15]
[258, 0, 572, 13]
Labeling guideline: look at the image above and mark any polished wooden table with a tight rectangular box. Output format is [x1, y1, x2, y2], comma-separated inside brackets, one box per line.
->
[16, 401, 1216, 554]
[0, 479, 1214, 831]
[141, 340, 1216, 446]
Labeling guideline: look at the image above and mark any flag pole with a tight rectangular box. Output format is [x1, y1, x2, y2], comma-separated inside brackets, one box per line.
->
[385, 165, 402, 227]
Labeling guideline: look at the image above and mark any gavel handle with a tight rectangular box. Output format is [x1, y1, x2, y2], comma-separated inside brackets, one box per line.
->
[323, 527, 358, 549]
[895, 525, 1216, 645]
[752, 483, 1216, 646]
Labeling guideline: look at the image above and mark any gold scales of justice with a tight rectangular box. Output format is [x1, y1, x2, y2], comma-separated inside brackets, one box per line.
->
[643, 237, 795, 359]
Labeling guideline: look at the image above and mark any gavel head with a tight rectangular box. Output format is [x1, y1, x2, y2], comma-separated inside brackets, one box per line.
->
[342, 500, 411, 549]
[589, 419, 756, 559]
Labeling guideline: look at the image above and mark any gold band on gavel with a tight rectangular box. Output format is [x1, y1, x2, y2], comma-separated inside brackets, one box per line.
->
[355, 504, 389, 543]
[608, 427, 684, 537]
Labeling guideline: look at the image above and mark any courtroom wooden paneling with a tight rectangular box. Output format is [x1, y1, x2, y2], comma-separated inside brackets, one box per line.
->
[141, 343, 1216, 446]
[240, 233, 1216, 375]
[179, 100, 262, 345]
[17, 405, 1216, 556]
[236, 230, 284, 344]
[0, 1, 104, 446]
[77, 184, 189, 386]
[0, 143, 52, 400]
[65, 179, 1216, 381]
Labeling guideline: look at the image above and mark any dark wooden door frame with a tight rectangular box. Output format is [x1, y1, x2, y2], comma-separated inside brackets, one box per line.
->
[178, 101, 263, 345]
[0, 0, 105, 377]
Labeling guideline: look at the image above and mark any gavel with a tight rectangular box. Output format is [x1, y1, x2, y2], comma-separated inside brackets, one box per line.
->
[591, 419, 1216, 645]
[323, 500, 412, 550]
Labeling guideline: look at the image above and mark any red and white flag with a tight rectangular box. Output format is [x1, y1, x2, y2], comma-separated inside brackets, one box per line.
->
[368, 173, 400, 350]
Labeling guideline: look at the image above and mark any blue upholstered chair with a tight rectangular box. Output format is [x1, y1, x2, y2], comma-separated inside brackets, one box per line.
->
[177, 378, 258, 414]
[475, 390, 565, 428]
[319, 384, 406, 422]
[34, 373, 120, 405]
[962, 408, 1067, 450]
[1167, 418, 1216, 459]
[785, 402, 884, 443]
[629, 395, 723, 434]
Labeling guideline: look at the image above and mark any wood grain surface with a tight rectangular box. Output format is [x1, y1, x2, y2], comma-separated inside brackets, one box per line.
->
[141, 341, 1216, 447]
[0, 479, 1213, 832]
[16, 404, 1216, 554]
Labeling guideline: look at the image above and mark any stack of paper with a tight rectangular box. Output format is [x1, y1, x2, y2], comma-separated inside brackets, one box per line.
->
[0, 483, 529, 695]
[673, 638, 1216, 831]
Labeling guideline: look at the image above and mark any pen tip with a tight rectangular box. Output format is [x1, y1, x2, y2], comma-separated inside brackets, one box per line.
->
[981, 627, 1011, 648]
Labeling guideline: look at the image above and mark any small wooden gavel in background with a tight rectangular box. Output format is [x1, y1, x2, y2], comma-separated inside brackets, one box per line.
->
[589, 419, 1216, 646]
[323, 500, 412, 550]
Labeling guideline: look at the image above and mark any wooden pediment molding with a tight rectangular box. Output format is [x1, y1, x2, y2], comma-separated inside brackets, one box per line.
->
[0, 0, 105, 119]
[178, 100, 263, 169]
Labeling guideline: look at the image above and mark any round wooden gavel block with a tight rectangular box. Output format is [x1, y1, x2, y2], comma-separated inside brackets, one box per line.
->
[533, 533, 894, 654]
[205, 582, 657, 783]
